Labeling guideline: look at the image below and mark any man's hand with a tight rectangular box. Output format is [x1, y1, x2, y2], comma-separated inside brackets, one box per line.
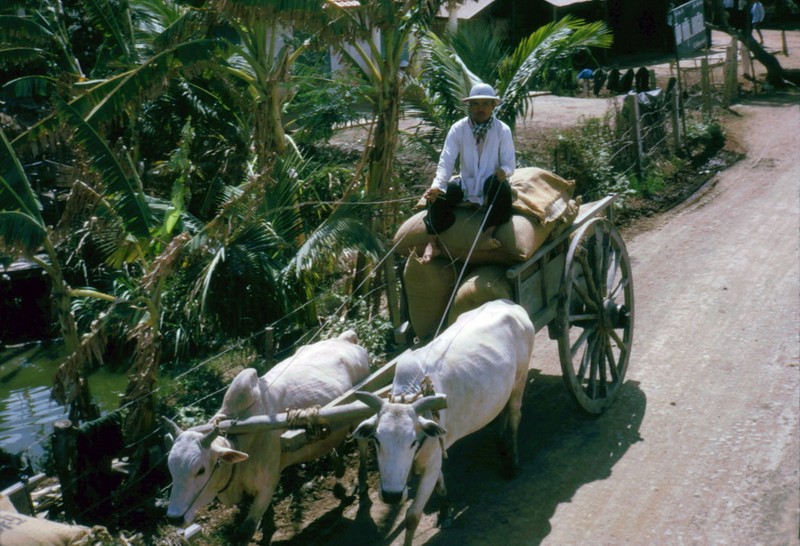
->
[494, 168, 508, 181]
[423, 187, 442, 202]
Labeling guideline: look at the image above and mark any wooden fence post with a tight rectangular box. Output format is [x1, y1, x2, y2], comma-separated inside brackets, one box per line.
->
[628, 92, 644, 177]
[672, 87, 681, 151]
[701, 57, 711, 116]
[52, 419, 77, 519]
[782, 30, 788, 56]
[263, 326, 274, 365]
[724, 37, 739, 106]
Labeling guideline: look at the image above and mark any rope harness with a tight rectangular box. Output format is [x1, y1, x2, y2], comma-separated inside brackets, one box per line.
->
[286, 405, 329, 443]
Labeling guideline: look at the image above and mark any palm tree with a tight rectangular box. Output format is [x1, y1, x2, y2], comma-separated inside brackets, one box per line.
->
[407, 17, 613, 153]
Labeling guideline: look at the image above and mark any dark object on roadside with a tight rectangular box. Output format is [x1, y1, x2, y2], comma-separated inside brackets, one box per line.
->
[593, 68, 607, 96]
[606, 68, 620, 94]
[664, 76, 677, 103]
[619, 68, 635, 94]
[635, 66, 650, 92]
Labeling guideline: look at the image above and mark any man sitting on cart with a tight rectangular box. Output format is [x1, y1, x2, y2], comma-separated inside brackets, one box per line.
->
[420, 83, 516, 264]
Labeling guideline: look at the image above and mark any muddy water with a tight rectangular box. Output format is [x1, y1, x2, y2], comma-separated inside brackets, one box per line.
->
[0, 342, 128, 464]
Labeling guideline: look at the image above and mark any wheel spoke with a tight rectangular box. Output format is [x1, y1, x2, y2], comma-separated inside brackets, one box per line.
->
[576, 332, 593, 384]
[594, 228, 609, 299]
[606, 247, 621, 295]
[578, 253, 603, 305]
[604, 340, 619, 382]
[588, 333, 600, 399]
[609, 274, 630, 301]
[609, 328, 627, 350]
[570, 327, 592, 361]
[570, 275, 597, 311]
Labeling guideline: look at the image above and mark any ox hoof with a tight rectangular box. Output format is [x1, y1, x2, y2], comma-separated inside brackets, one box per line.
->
[437, 506, 454, 529]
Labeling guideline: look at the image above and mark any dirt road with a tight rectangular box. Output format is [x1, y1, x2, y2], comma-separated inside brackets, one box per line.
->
[267, 97, 800, 546]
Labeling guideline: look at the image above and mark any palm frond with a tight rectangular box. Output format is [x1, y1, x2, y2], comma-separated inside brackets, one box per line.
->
[496, 16, 612, 124]
[0, 14, 53, 46]
[13, 39, 222, 154]
[0, 47, 47, 68]
[61, 102, 153, 239]
[288, 202, 383, 275]
[0, 129, 44, 226]
[83, 0, 138, 65]
[0, 211, 47, 256]
[2, 75, 58, 98]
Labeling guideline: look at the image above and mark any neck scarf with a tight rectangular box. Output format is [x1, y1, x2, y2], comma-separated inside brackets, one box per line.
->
[470, 115, 494, 144]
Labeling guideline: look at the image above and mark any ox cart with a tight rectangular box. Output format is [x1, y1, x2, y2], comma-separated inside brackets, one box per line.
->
[205, 194, 633, 447]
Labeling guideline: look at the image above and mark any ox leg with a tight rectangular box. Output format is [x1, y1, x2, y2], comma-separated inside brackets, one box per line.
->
[357, 437, 369, 499]
[330, 447, 349, 500]
[403, 452, 443, 546]
[238, 476, 279, 546]
[258, 504, 276, 546]
[498, 389, 524, 479]
[435, 470, 454, 529]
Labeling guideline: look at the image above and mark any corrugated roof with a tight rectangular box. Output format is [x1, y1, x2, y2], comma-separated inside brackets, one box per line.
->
[437, 0, 497, 20]
[543, 0, 594, 7]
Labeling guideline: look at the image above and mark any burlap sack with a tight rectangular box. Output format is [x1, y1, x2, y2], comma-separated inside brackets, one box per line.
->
[509, 167, 575, 223]
[397, 168, 577, 265]
[403, 256, 458, 341]
[448, 265, 513, 325]
[0, 510, 92, 545]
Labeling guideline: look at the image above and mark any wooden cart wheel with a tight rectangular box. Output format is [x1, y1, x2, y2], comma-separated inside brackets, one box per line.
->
[557, 217, 634, 413]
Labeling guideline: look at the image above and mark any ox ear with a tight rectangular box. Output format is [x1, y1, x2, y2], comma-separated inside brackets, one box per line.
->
[354, 391, 385, 411]
[162, 416, 183, 448]
[418, 417, 446, 439]
[352, 415, 378, 440]
[212, 444, 249, 465]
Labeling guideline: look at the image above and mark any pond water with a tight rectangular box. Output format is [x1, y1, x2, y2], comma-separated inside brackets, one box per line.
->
[0, 342, 129, 465]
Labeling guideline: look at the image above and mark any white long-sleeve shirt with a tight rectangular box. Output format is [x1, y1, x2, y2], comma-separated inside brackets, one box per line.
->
[430, 116, 516, 206]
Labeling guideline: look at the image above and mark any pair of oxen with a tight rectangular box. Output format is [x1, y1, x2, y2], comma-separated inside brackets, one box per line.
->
[164, 299, 535, 546]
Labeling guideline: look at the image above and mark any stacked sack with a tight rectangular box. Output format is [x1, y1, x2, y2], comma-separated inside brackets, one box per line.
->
[395, 167, 579, 340]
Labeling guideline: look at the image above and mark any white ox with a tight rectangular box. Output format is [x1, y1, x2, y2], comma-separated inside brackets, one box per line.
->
[353, 299, 534, 546]
[164, 330, 370, 545]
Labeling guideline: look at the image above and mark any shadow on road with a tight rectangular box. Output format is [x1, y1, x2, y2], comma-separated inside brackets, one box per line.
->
[417, 370, 646, 545]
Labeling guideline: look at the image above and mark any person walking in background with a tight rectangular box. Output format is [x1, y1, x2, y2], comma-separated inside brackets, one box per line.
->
[751, 0, 765, 43]
[420, 83, 516, 263]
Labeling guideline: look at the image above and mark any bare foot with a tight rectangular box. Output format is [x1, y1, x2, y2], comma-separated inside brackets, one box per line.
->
[420, 241, 441, 263]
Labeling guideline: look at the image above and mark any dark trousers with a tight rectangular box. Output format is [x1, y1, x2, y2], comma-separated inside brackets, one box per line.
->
[423, 175, 513, 235]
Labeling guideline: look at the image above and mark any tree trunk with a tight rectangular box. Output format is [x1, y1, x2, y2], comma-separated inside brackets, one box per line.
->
[709, 0, 795, 88]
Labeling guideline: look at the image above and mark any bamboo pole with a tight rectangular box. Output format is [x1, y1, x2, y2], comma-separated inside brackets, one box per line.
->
[190, 396, 448, 436]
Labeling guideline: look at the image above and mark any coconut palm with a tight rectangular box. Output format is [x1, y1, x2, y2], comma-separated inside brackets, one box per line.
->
[407, 16, 613, 155]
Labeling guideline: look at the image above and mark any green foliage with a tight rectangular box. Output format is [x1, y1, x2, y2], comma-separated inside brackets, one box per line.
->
[158, 344, 259, 423]
[322, 297, 394, 369]
[685, 117, 726, 161]
[286, 42, 369, 147]
[629, 173, 665, 198]
[448, 21, 510, 85]
[552, 116, 629, 201]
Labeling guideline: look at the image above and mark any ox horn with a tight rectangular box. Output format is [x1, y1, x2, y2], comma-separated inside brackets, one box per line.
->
[200, 425, 220, 448]
[354, 391, 385, 411]
[162, 416, 183, 438]
[412, 394, 447, 415]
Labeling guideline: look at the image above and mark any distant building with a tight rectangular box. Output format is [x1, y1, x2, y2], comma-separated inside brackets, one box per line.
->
[436, 0, 675, 55]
